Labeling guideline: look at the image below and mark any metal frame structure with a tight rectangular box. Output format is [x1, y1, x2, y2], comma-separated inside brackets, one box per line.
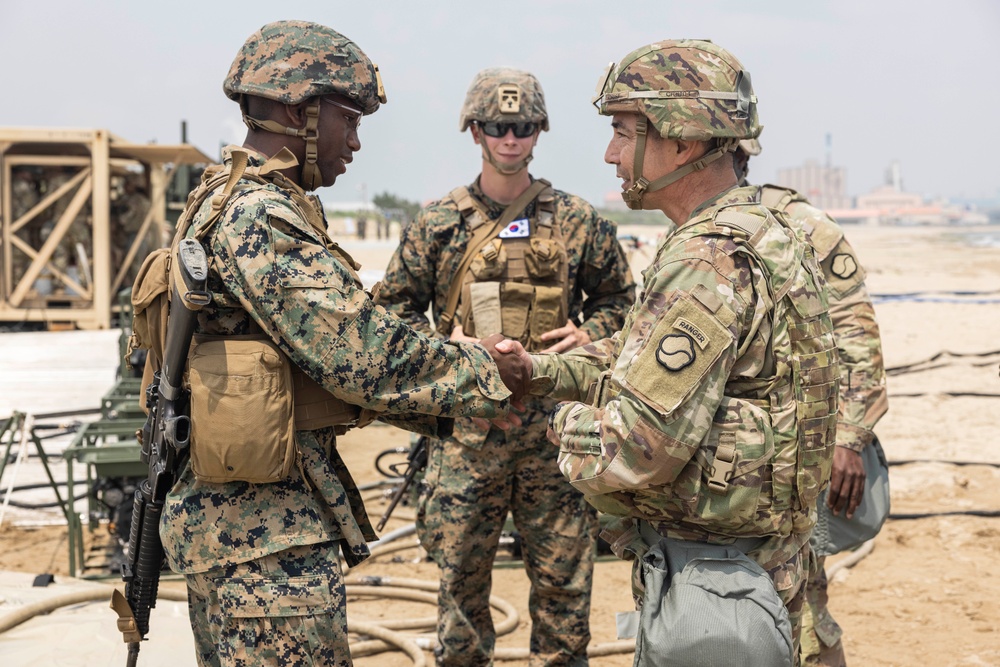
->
[0, 127, 211, 329]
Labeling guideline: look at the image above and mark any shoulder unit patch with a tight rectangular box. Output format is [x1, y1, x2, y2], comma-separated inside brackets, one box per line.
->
[656, 333, 696, 371]
[830, 252, 858, 279]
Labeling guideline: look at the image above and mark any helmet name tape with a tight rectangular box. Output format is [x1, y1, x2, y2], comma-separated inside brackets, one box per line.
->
[498, 85, 521, 114]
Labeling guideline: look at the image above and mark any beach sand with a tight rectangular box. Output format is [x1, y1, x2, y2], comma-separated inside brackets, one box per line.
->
[1, 223, 998, 666]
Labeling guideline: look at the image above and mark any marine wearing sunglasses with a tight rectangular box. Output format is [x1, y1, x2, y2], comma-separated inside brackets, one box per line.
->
[476, 121, 539, 138]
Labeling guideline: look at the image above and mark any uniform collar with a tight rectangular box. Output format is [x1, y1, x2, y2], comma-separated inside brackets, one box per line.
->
[686, 184, 760, 224]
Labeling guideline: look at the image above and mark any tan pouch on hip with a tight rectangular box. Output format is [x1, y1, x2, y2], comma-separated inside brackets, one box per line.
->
[188, 335, 297, 484]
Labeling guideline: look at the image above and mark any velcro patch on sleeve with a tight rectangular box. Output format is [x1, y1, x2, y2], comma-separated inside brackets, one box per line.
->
[621, 293, 734, 417]
[821, 238, 867, 298]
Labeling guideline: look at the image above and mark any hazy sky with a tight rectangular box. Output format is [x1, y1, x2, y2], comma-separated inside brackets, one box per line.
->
[2, 0, 997, 207]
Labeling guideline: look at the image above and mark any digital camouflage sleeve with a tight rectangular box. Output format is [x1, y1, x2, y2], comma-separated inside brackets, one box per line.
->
[197, 170, 510, 420]
[161, 147, 511, 574]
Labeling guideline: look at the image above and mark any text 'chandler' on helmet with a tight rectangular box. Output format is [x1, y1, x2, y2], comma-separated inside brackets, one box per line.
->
[459, 67, 549, 132]
[224, 20, 386, 114]
[593, 39, 760, 141]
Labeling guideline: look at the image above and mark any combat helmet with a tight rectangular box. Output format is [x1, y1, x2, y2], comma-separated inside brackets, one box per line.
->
[224, 20, 387, 191]
[460, 68, 548, 175]
[593, 39, 761, 209]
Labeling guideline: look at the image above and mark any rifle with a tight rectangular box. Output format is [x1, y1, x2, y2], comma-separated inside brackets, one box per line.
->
[111, 239, 211, 667]
[375, 436, 429, 532]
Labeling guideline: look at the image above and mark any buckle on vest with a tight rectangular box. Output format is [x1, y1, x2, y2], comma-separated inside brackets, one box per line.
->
[480, 242, 499, 262]
[707, 439, 738, 494]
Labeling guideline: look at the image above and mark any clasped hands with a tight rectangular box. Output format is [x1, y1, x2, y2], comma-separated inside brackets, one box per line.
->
[451, 326, 533, 431]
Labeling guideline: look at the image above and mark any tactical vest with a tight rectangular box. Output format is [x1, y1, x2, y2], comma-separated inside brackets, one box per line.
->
[598, 203, 839, 537]
[759, 184, 866, 301]
[446, 182, 569, 352]
[129, 149, 370, 434]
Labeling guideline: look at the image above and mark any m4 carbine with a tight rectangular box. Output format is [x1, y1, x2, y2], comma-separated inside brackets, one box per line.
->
[110, 239, 210, 667]
[376, 436, 429, 532]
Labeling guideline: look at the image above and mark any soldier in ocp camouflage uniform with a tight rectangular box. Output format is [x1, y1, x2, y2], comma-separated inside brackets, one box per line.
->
[377, 68, 635, 666]
[158, 22, 527, 667]
[736, 138, 889, 667]
[490, 40, 840, 664]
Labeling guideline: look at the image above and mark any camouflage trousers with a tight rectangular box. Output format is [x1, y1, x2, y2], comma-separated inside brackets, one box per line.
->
[417, 420, 599, 667]
[184, 541, 352, 667]
[800, 552, 847, 666]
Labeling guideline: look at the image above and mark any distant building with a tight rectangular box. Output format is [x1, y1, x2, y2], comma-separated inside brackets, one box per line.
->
[775, 160, 852, 210]
[855, 185, 923, 211]
[603, 191, 628, 211]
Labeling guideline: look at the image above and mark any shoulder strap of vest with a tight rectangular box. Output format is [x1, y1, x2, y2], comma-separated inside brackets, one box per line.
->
[760, 184, 799, 212]
[536, 180, 555, 229]
[170, 149, 253, 247]
[438, 178, 551, 334]
[714, 207, 766, 240]
[448, 185, 489, 231]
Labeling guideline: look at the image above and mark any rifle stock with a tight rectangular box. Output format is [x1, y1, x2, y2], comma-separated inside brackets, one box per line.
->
[113, 239, 210, 666]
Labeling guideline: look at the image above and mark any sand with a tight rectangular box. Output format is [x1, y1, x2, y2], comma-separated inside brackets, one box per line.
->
[1, 223, 998, 666]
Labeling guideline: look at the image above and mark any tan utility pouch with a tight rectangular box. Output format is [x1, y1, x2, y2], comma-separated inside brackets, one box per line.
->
[188, 335, 297, 484]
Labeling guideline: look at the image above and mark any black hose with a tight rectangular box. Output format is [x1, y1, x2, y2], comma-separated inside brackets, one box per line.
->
[374, 447, 410, 479]
[886, 348, 1000, 376]
[890, 510, 1000, 520]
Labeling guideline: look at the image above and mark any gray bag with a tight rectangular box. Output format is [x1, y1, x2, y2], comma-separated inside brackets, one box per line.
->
[634, 536, 793, 667]
[811, 436, 891, 558]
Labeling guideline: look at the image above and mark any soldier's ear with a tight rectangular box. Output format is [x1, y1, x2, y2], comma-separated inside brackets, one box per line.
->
[283, 100, 310, 130]
[675, 138, 709, 164]
[470, 125, 482, 146]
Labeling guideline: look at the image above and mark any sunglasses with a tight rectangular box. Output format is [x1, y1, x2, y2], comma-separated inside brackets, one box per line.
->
[322, 97, 363, 130]
[477, 121, 538, 138]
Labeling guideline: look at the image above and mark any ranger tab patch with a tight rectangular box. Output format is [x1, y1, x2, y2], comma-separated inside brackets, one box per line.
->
[656, 333, 696, 371]
[498, 218, 531, 238]
[830, 253, 858, 279]
[673, 317, 709, 349]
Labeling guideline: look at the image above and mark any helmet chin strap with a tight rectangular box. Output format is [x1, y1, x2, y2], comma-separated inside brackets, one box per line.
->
[621, 116, 737, 210]
[241, 98, 323, 190]
[478, 127, 533, 175]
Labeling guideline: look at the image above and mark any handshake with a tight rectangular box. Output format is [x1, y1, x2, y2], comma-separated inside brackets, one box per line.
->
[479, 333, 534, 403]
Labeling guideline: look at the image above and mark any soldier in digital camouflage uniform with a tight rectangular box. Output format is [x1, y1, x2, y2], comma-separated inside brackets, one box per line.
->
[490, 40, 840, 664]
[377, 68, 635, 666]
[157, 22, 527, 667]
[736, 138, 889, 667]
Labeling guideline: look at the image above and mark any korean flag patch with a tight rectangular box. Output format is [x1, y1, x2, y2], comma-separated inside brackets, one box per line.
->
[498, 218, 531, 238]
